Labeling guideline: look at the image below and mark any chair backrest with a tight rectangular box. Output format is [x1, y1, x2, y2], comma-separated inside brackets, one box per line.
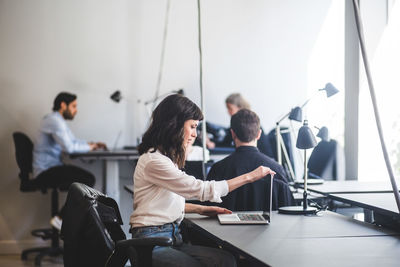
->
[62, 182, 126, 267]
[184, 161, 214, 180]
[12, 132, 38, 192]
[266, 127, 298, 181]
[308, 140, 338, 180]
[12, 132, 33, 177]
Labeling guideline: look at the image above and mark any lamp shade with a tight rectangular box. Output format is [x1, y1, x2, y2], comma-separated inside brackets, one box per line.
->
[176, 88, 185, 95]
[321, 83, 339, 98]
[296, 120, 317, 149]
[316, 126, 329, 141]
[288, 107, 302, 122]
[110, 90, 122, 103]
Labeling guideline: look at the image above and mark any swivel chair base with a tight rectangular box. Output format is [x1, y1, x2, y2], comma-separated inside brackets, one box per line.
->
[21, 227, 63, 266]
[21, 245, 63, 266]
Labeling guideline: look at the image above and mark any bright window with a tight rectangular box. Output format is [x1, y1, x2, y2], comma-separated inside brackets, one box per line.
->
[358, 1, 400, 181]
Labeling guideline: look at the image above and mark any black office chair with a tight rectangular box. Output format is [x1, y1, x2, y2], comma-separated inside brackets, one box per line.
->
[308, 139, 345, 180]
[12, 132, 63, 266]
[266, 127, 297, 181]
[184, 160, 214, 180]
[62, 182, 173, 267]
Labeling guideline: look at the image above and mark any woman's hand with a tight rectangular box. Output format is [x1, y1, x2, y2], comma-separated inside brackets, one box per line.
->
[249, 166, 276, 182]
[227, 166, 276, 192]
[185, 203, 232, 217]
[198, 205, 232, 217]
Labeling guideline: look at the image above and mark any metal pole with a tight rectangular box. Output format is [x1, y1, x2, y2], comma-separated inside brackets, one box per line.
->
[352, 0, 400, 212]
[303, 149, 308, 210]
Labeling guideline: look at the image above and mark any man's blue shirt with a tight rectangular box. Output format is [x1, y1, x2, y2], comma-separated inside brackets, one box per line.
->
[33, 112, 90, 177]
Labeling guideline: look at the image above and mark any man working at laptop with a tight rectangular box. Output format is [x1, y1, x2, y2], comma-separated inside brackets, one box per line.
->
[207, 109, 294, 211]
[33, 92, 106, 229]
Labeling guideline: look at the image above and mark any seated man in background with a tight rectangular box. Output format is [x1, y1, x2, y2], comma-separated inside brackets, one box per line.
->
[33, 92, 106, 229]
[207, 109, 294, 211]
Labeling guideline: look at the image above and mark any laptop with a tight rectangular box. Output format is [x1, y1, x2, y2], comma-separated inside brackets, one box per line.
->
[217, 176, 273, 225]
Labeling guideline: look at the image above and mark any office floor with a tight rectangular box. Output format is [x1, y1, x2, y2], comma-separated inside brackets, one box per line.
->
[0, 254, 63, 267]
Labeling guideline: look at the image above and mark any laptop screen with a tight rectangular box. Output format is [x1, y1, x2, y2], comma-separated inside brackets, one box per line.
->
[217, 175, 274, 225]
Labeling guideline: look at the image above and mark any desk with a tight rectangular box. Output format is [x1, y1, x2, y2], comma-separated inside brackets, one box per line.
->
[209, 147, 234, 162]
[184, 211, 400, 267]
[305, 180, 396, 195]
[70, 149, 139, 203]
[329, 192, 400, 219]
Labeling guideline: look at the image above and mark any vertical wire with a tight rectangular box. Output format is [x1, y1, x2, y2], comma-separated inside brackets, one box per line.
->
[152, 0, 171, 112]
[197, 0, 207, 179]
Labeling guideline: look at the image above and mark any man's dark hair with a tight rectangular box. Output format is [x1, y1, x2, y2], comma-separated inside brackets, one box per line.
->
[230, 109, 260, 143]
[138, 94, 203, 169]
[52, 92, 77, 111]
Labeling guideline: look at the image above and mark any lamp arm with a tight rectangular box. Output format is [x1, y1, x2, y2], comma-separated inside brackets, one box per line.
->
[277, 111, 292, 124]
[144, 90, 179, 105]
[300, 89, 327, 109]
[275, 123, 296, 182]
[300, 98, 311, 109]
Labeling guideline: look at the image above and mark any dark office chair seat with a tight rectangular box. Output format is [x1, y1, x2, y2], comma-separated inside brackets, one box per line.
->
[62, 182, 173, 267]
[12, 132, 64, 266]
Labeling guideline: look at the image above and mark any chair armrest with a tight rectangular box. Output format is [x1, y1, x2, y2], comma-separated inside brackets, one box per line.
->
[116, 236, 173, 249]
[111, 237, 173, 267]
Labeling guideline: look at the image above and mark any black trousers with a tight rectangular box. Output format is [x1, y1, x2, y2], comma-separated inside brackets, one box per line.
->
[35, 164, 96, 218]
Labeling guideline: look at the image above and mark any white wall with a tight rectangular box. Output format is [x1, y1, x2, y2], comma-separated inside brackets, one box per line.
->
[0, 0, 333, 253]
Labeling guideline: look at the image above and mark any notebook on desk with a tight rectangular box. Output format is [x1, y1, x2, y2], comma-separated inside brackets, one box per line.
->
[217, 176, 273, 225]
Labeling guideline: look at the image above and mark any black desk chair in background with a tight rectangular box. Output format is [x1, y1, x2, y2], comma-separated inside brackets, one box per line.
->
[12, 132, 63, 266]
[184, 161, 214, 180]
[307, 139, 345, 181]
[62, 182, 172, 267]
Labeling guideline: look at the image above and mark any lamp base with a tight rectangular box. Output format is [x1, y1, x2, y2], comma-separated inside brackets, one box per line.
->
[278, 206, 318, 215]
[294, 179, 324, 185]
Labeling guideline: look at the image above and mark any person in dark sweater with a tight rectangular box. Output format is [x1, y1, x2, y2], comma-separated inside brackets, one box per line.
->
[207, 109, 294, 211]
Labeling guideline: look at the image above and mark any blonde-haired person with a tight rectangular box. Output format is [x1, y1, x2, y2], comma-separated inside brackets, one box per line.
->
[207, 93, 272, 157]
[225, 93, 251, 116]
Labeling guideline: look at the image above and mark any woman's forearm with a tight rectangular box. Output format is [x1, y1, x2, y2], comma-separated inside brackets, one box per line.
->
[226, 166, 275, 192]
[185, 203, 201, 213]
[226, 173, 253, 192]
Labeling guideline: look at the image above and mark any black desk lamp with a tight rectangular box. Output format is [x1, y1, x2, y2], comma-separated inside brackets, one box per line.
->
[110, 90, 122, 103]
[275, 83, 339, 182]
[279, 120, 318, 215]
[275, 107, 303, 181]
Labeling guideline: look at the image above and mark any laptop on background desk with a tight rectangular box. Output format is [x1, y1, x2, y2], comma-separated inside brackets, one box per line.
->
[217, 176, 273, 225]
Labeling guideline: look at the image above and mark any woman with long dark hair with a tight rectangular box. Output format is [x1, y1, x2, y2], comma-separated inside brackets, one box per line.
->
[130, 94, 275, 266]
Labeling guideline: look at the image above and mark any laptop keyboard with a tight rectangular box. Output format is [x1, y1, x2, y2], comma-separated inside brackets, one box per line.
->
[238, 214, 265, 221]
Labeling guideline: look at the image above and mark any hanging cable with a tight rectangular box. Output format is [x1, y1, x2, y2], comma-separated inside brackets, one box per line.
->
[151, 0, 172, 112]
[197, 0, 207, 179]
[351, 0, 400, 212]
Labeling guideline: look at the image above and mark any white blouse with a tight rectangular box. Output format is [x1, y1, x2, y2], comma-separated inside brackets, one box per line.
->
[130, 150, 229, 228]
